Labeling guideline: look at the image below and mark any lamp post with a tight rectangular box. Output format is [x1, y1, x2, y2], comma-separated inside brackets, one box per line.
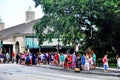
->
[57, 35, 60, 52]
[32, 29, 35, 65]
[38, 39, 42, 53]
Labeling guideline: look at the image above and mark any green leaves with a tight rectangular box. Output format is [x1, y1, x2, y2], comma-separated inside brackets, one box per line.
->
[33, 0, 120, 55]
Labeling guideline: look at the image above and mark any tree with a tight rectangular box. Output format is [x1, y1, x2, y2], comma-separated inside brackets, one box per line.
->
[33, 0, 87, 46]
[33, 0, 120, 55]
[88, 0, 120, 55]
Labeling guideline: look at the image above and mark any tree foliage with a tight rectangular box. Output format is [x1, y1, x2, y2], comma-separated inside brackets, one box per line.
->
[33, 0, 87, 46]
[88, 0, 120, 55]
[33, 0, 120, 55]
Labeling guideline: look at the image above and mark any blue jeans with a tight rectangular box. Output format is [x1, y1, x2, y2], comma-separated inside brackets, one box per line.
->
[104, 64, 107, 71]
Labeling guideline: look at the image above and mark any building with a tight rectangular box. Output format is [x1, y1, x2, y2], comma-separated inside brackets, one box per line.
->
[0, 7, 69, 59]
[26, 6, 35, 23]
[0, 16, 5, 31]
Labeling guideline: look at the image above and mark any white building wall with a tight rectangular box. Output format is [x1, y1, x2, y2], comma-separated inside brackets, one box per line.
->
[2, 35, 26, 54]
[3, 35, 68, 54]
[15, 36, 26, 53]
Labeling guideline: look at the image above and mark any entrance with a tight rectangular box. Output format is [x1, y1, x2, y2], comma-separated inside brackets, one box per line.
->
[2, 44, 13, 60]
[15, 41, 19, 53]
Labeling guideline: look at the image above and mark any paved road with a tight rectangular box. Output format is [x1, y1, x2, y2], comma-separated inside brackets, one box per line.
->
[0, 64, 120, 80]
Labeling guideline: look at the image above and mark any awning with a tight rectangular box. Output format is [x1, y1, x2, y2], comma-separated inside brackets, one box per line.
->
[26, 37, 39, 48]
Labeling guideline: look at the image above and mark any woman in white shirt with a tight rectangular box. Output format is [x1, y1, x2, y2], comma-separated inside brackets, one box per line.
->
[85, 54, 90, 70]
[116, 55, 120, 71]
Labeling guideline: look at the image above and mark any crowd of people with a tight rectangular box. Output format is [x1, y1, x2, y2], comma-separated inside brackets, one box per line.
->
[14, 49, 97, 71]
[0, 49, 120, 72]
[0, 51, 15, 63]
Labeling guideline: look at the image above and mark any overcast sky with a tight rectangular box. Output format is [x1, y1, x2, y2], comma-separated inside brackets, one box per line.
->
[0, 0, 44, 28]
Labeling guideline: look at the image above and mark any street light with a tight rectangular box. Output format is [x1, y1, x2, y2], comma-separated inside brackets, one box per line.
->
[32, 28, 35, 65]
[57, 35, 60, 52]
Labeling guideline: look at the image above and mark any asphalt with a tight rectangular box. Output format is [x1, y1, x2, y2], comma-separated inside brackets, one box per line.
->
[33, 64, 120, 77]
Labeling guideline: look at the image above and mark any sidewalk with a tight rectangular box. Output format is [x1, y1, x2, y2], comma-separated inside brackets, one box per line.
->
[33, 64, 120, 77]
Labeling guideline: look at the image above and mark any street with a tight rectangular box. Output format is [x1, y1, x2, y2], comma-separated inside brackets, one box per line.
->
[0, 64, 120, 80]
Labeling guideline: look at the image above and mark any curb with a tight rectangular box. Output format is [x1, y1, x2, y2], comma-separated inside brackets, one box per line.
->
[33, 65, 120, 77]
[80, 70, 120, 77]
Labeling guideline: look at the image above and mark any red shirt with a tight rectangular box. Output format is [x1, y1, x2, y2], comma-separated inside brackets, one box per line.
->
[102, 57, 107, 64]
[12, 52, 15, 58]
[55, 53, 59, 61]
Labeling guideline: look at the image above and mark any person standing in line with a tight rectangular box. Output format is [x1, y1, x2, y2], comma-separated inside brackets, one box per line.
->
[85, 54, 90, 71]
[89, 54, 93, 70]
[6, 52, 10, 63]
[81, 53, 85, 70]
[102, 55, 109, 72]
[49, 52, 54, 65]
[16, 53, 19, 64]
[26, 53, 30, 66]
[92, 50, 96, 69]
[41, 53, 44, 63]
[55, 52, 59, 66]
[29, 52, 33, 65]
[21, 53, 26, 65]
[67, 55, 72, 70]
[75, 56, 81, 69]
[46, 52, 50, 64]
[43, 52, 47, 64]
[12, 52, 15, 63]
[116, 55, 120, 71]
[64, 53, 68, 68]
[0, 52, 4, 63]
[72, 52, 77, 69]
[3, 54, 5, 63]
[37, 53, 41, 65]
[59, 53, 65, 67]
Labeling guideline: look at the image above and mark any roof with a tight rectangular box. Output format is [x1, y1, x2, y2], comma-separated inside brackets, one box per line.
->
[0, 19, 40, 40]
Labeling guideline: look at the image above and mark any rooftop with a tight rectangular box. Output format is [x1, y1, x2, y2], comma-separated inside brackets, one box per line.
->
[0, 19, 40, 40]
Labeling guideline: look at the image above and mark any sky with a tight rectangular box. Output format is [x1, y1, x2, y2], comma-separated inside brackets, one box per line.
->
[0, 0, 44, 28]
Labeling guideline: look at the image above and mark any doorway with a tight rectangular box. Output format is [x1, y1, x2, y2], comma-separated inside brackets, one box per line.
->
[15, 41, 19, 53]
